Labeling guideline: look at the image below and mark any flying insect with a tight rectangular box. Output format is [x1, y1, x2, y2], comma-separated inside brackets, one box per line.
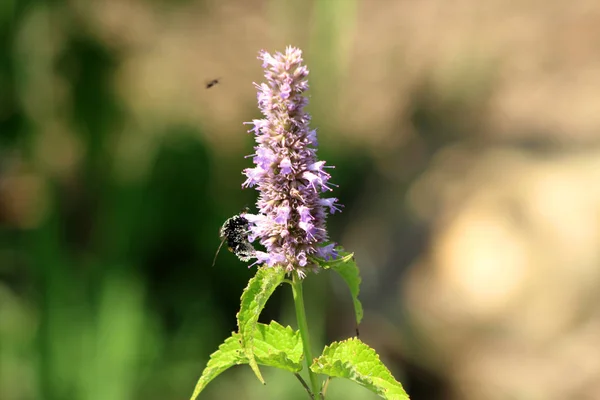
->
[206, 78, 220, 89]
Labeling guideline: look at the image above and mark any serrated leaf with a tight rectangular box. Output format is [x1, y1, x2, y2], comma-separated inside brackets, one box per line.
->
[321, 249, 363, 325]
[236, 265, 286, 383]
[189, 334, 246, 400]
[310, 338, 409, 400]
[190, 321, 302, 400]
[253, 321, 303, 370]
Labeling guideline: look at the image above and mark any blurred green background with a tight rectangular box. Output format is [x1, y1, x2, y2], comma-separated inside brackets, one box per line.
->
[3, 0, 600, 399]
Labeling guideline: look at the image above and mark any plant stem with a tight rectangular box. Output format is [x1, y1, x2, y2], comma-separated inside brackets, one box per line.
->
[294, 373, 313, 400]
[291, 273, 320, 399]
[320, 377, 332, 399]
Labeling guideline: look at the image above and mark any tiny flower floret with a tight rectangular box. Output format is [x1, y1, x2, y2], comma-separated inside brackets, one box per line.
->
[242, 46, 341, 276]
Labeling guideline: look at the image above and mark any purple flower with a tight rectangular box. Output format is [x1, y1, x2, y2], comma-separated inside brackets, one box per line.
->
[279, 157, 293, 175]
[242, 46, 342, 276]
[319, 198, 343, 214]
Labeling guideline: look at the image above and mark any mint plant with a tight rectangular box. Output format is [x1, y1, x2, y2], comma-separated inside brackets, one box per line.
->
[191, 47, 409, 400]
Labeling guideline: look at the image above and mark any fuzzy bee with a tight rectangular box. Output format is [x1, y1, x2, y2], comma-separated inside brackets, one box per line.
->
[212, 210, 256, 267]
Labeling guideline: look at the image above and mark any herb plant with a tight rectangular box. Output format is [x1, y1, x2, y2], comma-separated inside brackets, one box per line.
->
[190, 46, 409, 400]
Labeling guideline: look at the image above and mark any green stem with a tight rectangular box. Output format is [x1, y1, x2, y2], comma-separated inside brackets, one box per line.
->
[291, 273, 320, 399]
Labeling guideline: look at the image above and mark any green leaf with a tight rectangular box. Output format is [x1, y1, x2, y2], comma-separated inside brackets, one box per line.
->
[236, 265, 286, 383]
[253, 321, 303, 371]
[189, 334, 246, 400]
[321, 249, 363, 325]
[311, 338, 409, 400]
[190, 321, 303, 400]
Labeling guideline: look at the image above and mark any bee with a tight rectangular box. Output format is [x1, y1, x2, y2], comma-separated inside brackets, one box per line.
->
[206, 78, 220, 89]
[212, 209, 256, 267]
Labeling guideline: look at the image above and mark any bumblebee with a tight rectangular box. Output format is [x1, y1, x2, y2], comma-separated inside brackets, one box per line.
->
[212, 210, 256, 267]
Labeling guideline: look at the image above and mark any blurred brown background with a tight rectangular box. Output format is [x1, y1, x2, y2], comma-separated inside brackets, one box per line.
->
[2, 0, 600, 399]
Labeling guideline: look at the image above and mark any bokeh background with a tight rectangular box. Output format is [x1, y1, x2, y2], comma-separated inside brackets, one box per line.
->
[2, 0, 600, 399]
